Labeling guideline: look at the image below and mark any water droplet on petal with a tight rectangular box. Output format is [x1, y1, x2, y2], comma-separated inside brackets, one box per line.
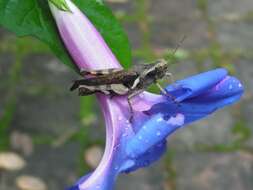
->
[157, 117, 163, 122]
[229, 84, 233, 90]
[125, 124, 131, 130]
[167, 113, 185, 126]
[138, 135, 143, 140]
[156, 131, 161, 136]
[238, 83, 242, 88]
[118, 116, 123, 121]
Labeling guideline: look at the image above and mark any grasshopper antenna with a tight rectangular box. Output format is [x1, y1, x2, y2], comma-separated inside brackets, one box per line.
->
[172, 35, 187, 55]
[165, 35, 187, 62]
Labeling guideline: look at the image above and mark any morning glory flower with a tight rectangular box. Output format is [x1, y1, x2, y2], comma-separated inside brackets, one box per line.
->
[49, 1, 244, 190]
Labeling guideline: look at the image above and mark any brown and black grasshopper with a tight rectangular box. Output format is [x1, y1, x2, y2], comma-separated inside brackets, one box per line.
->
[70, 59, 177, 122]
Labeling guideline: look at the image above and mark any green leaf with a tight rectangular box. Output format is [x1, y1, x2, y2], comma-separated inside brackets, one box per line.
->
[0, 0, 132, 71]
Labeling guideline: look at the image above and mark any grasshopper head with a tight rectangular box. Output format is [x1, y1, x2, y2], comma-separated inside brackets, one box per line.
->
[151, 59, 169, 79]
[141, 59, 169, 83]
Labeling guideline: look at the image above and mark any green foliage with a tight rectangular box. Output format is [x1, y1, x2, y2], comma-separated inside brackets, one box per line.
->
[0, 0, 132, 71]
[0, 99, 16, 150]
[243, 10, 253, 22]
[0, 45, 22, 150]
[232, 120, 251, 143]
[197, 0, 208, 13]
[0, 0, 74, 69]
[79, 96, 96, 126]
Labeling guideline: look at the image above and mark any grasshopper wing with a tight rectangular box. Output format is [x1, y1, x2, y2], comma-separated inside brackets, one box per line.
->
[70, 70, 138, 91]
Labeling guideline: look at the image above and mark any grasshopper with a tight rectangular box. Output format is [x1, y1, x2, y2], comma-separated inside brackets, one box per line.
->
[70, 59, 177, 122]
[71, 36, 186, 122]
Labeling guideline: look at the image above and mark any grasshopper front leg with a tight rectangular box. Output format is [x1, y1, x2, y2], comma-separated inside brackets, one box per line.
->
[155, 81, 179, 105]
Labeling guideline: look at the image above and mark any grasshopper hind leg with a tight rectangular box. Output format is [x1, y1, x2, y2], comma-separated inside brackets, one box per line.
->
[78, 86, 96, 96]
[127, 97, 134, 123]
[80, 68, 123, 76]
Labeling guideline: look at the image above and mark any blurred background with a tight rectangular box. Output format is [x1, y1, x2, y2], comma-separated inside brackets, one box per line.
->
[0, 0, 253, 189]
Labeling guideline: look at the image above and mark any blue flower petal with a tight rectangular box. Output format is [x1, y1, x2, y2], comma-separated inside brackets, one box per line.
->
[67, 186, 79, 190]
[67, 173, 92, 190]
[126, 114, 182, 158]
[125, 69, 243, 164]
[147, 75, 243, 124]
[165, 68, 228, 102]
[122, 140, 167, 173]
